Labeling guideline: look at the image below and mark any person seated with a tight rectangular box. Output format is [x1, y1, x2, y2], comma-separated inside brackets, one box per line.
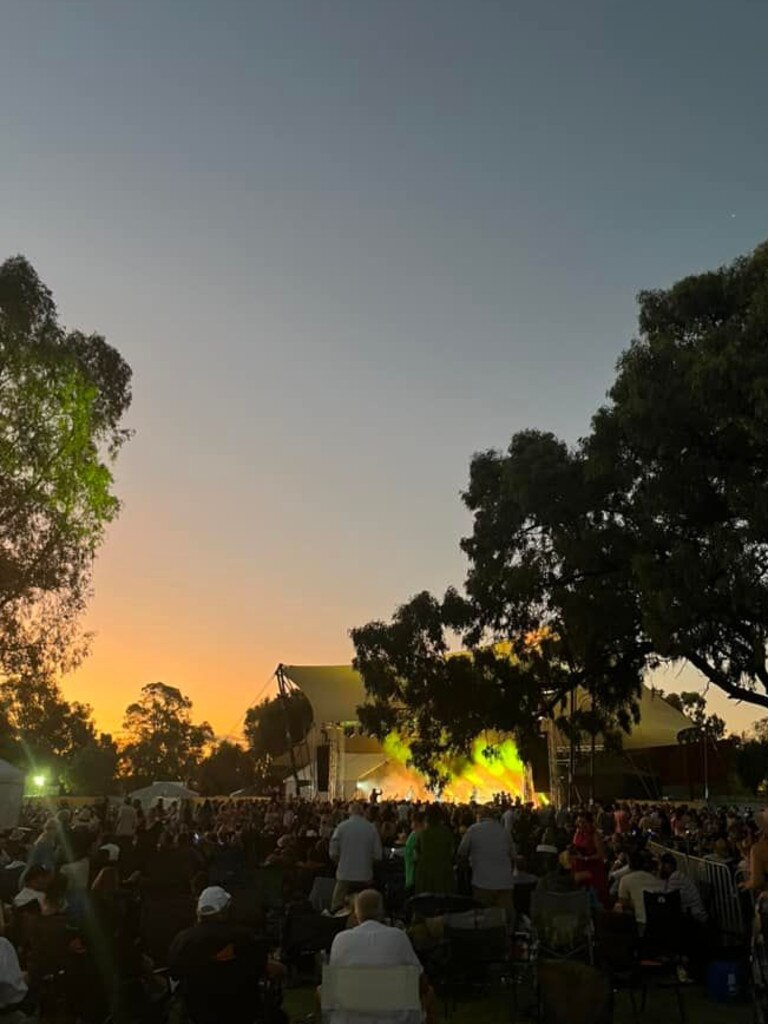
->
[0, 842, 27, 905]
[0, 935, 29, 1019]
[327, 889, 433, 1024]
[26, 873, 75, 996]
[704, 838, 734, 868]
[169, 885, 284, 1024]
[536, 850, 578, 896]
[14, 864, 50, 911]
[616, 851, 664, 930]
[658, 853, 707, 923]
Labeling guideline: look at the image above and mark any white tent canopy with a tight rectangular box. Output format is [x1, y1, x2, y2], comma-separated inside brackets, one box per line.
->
[0, 760, 25, 830]
[129, 781, 198, 805]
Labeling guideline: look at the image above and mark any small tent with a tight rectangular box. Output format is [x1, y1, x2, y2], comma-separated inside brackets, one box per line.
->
[129, 781, 198, 807]
[0, 760, 25, 830]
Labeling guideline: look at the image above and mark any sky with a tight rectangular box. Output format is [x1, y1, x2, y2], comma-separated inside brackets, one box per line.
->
[1, 1, 767, 740]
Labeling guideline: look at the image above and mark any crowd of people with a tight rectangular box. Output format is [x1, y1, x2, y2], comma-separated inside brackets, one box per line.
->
[0, 792, 761, 1021]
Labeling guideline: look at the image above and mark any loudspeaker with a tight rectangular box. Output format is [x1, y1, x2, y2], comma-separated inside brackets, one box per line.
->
[316, 744, 330, 792]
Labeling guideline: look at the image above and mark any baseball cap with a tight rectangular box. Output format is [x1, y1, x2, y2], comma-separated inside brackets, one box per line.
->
[99, 843, 120, 863]
[197, 885, 231, 917]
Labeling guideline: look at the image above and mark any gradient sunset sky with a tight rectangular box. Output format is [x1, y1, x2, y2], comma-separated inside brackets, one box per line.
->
[2, 1, 768, 739]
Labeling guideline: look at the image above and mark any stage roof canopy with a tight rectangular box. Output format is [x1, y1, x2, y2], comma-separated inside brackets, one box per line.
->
[281, 663, 691, 749]
[282, 664, 366, 726]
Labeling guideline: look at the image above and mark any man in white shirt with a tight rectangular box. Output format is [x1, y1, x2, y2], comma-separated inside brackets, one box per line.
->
[328, 890, 424, 1024]
[115, 798, 138, 840]
[501, 800, 520, 838]
[329, 803, 383, 912]
[330, 890, 420, 969]
[617, 852, 664, 927]
[457, 807, 514, 911]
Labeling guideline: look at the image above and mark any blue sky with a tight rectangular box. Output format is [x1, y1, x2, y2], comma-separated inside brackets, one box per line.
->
[2, 1, 767, 733]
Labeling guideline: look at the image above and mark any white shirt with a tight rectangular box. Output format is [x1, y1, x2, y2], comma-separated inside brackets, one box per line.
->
[618, 870, 664, 925]
[116, 804, 138, 837]
[330, 919, 421, 969]
[14, 887, 44, 909]
[330, 815, 383, 882]
[0, 937, 27, 1009]
[457, 819, 514, 890]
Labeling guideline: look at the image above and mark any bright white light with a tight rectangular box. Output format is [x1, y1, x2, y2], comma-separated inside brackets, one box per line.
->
[32, 774, 46, 788]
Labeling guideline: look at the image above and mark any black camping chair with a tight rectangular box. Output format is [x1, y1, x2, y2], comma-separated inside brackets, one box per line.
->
[595, 911, 641, 1022]
[442, 906, 510, 1008]
[639, 889, 687, 1023]
[405, 893, 480, 923]
[177, 957, 274, 1024]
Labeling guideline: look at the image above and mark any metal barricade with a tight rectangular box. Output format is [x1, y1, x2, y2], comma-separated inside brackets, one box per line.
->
[647, 840, 745, 943]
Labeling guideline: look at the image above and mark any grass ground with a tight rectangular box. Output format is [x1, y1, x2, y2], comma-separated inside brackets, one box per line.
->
[283, 979, 754, 1023]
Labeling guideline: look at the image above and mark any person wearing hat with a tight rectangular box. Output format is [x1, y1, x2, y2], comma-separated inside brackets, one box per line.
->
[168, 886, 284, 1024]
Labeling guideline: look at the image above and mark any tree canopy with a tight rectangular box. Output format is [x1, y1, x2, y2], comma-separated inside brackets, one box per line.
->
[0, 255, 132, 682]
[0, 255, 131, 787]
[196, 740, 255, 796]
[244, 690, 313, 761]
[352, 431, 649, 783]
[121, 682, 213, 786]
[589, 241, 768, 708]
[352, 241, 768, 780]
[661, 690, 726, 742]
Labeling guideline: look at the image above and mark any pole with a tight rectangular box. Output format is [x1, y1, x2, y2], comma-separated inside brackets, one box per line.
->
[589, 683, 596, 805]
[568, 688, 575, 808]
[702, 725, 709, 802]
[276, 665, 301, 795]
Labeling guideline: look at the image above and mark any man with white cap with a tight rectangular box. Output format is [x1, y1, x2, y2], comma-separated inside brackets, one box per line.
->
[169, 886, 282, 1024]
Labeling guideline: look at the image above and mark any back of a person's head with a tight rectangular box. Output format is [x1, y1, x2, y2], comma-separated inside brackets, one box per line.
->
[628, 850, 648, 873]
[425, 805, 443, 827]
[25, 864, 50, 890]
[348, 802, 363, 817]
[354, 889, 383, 923]
[659, 853, 676, 874]
[43, 872, 68, 913]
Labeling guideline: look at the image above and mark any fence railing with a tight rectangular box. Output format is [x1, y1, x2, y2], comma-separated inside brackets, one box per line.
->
[646, 840, 747, 943]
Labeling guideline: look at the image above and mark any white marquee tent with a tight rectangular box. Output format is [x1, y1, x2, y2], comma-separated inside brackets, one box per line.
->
[0, 760, 25, 830]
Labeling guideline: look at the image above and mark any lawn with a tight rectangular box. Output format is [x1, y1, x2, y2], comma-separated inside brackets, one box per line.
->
[283, 978, 754, 1023]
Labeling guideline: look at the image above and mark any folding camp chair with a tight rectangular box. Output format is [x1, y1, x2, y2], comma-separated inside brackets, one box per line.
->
[531, 889, 594, 964]
[443, 906, 510, 1004]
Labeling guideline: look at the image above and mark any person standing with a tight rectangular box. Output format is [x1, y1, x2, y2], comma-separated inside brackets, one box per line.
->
[115, 797, 138, 848]
[403, 812, 425, 896]
[457, 807, 514, 911]
[414, 806, 456, 896]
[329, 803, 382, 912]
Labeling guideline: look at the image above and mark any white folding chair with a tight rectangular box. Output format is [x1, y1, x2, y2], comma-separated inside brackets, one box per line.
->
[321, 964, 422, 1023]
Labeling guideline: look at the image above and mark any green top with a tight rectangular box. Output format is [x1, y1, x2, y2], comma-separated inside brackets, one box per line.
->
[414, 822, 456, 894]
